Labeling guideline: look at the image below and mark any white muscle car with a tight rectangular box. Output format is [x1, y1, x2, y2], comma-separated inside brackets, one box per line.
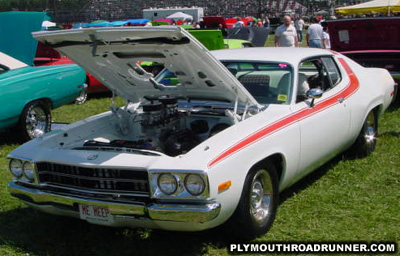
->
[7, 27, 395, 239]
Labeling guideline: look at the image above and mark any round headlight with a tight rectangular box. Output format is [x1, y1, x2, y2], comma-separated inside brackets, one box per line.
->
[184, 174, 205, 196]
[157, 174, 177, 195]
[9, 159, 23, 178]
[23, 161, 35, 181]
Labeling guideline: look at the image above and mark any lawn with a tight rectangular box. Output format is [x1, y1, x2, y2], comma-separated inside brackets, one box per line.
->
[0, 95, 399, 256]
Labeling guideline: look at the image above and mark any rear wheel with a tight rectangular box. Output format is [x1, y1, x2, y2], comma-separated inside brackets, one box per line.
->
[18, 100, 51, 141]
[227, 161, 279, 240]
[349, 110, 378, 158]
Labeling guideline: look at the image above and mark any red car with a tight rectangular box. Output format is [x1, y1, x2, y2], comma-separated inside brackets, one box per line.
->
[326, 17, 400, 104]
[34, 42, 109, 104]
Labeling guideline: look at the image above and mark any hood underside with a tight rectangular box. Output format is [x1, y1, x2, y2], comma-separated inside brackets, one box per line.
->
[33, 26, 259, 107]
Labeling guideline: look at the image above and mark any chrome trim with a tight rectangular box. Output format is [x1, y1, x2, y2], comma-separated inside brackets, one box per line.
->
[148, 203, 221, 223]
[35, 162, 149, 195]
[8, 182, 220, 225]
[8, 182, 146, 216]
[148, 170, 210, 200]
[8, 158, 39, 185]
[40, 183, 149, 198]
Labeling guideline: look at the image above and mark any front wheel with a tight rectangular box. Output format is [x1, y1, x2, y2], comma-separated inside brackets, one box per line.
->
[348, 110, 378, 158]
[227, 162, 279, 240]
[18, 100, 51, 141]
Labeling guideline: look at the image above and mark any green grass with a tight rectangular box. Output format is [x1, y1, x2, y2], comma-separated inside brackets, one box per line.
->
[0, 96, 399, 256]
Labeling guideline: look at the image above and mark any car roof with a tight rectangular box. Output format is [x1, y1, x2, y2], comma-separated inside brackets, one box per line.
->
[211, 47, 335, 65]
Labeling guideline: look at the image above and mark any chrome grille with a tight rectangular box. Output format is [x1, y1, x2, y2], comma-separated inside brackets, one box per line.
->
[36, 163, 149, 195]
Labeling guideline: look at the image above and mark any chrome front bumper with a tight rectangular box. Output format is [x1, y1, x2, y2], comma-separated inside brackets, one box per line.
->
[8, 182, 221, 231]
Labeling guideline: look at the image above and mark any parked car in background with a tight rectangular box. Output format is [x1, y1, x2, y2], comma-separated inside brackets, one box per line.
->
[7, 27, 394, 239]
[326, 17, 400, 104]
[0, 11, 86, 140]
[0, 51, 85, 140]
[224, 39, 254, 48]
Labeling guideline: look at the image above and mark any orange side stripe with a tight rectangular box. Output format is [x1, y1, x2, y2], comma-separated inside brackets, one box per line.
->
[208, 58, 359, 168]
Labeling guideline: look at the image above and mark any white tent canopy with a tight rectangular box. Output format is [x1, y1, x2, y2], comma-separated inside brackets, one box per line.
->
[336, 0, 400, 15]
[166, 12, 193, 21]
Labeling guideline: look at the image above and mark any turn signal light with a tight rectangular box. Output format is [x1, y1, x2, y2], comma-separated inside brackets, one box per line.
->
[218, 180, 232, 192]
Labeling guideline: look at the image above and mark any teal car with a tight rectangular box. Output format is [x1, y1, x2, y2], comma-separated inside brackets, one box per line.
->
[0, 11, 86, 141]
[0, 51, 85, 141]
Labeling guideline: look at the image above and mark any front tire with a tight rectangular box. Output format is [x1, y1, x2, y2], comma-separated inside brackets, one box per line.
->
[349, 110, 378, 158]
[18, 100, 51, 141]
[227, 161, 279, 240]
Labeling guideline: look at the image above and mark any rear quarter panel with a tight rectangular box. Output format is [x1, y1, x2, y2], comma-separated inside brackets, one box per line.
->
[337, 55, 394, 140]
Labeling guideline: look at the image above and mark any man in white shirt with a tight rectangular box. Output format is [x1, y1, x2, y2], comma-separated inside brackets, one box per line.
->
[307, 17, 324, 48]
[275, 15, 298, 47]
[294, 16, 304, 44]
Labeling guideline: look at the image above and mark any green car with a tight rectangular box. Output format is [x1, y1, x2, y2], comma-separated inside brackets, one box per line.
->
[224, 39, 255, 49]
[0, 12, 86, 140]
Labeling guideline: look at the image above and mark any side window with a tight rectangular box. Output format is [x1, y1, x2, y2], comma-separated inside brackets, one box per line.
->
[297, 57, 338, 102]
[321, 57, 341, 87]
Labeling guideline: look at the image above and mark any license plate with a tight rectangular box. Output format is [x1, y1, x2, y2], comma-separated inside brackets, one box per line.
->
[79, 204, 113, 223]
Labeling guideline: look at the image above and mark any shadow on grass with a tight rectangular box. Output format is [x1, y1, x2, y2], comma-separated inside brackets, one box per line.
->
[0, 130, 23, 146]
[0, 207, 229, 256]
[380, 131, 400, 138]
[279, 155, 343, 205]
[0, 156, 352, 256]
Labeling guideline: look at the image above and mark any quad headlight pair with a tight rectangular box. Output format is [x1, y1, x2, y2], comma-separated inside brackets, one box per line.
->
[9, 159, 36, 182]
[151, 171, 209, 199]
[158, 173, 205, 196]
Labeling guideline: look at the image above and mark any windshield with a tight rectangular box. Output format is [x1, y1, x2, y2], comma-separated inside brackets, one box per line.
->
[155, 61, 293, 105]
[222, 61, 293, 104]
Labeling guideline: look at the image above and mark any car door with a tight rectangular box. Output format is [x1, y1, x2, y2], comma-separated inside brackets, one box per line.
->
[293, 56, 352, 175]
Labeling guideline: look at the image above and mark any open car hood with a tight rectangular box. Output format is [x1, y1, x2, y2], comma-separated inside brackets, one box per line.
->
[0, 11, 48, 65]
[33, 27, 259, 107]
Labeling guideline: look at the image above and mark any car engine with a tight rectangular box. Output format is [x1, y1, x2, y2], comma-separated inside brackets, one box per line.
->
[80, 96, 233, 157]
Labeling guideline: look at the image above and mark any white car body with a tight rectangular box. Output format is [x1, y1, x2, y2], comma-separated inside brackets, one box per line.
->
[7, 27, 394, 235]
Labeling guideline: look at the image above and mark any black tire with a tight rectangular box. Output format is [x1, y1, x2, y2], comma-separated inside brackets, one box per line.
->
[75, 85, 88, 105]
[348, 110, 378, 158]
[18, 100, 51, 141]
[226, 161, 279, 240]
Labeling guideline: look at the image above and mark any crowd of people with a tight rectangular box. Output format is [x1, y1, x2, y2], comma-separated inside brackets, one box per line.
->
[274, 15, 330, 49]
[229, 14, 331, 49]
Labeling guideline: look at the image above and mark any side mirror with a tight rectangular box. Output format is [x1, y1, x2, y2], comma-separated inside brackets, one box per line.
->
[306, 88, 324, 107]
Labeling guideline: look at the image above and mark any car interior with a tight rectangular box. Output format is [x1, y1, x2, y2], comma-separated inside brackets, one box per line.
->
[297, 57, 342, 103]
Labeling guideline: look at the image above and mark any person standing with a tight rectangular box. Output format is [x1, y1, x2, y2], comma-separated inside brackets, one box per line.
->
[275, 15, 298, 47]
[263, 16, 270, 28]
[322, 27, 331, 49]
[306, 17, 324, 48]
[294, 16, 305, 44]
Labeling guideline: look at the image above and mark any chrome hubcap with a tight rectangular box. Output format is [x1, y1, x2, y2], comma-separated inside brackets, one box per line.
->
[250, 169, 273, 224]
[76, 87, 88, 104]
[26, 106, 47, 138]
[364, 112, 376, 146]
